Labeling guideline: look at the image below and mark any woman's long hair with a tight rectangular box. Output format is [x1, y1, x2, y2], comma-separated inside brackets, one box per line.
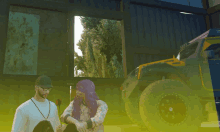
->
[72, 79, 99, 120]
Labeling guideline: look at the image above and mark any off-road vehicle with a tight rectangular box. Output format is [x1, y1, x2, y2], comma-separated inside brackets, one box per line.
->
[120, 28, 220, 132]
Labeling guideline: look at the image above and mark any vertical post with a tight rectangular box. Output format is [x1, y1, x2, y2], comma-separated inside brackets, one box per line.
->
[120, 0, 134, 78]
[202, 0, 212, 30]
[66, 52, 69, 77]
[67, 11, 75, 77]
[0, 0, 10, 76]
[202, 0, 209, 9]
[70, 86, 72, 103]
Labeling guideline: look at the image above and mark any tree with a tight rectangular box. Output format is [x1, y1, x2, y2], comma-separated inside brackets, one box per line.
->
[80, 17, 102, 30]
[80, 17, 122, 64]
[74, 17, 123, 78]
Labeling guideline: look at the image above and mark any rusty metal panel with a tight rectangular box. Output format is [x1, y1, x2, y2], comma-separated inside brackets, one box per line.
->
[3, 11, 40, 75]
[7, 6, 68, 77]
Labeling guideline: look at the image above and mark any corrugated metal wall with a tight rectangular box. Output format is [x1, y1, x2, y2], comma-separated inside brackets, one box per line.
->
[69, 0, 121, 11]
[133, 54, 171, 68]
[42, 0, 67, 3]
[131, 0, 204, 8]
[130, 4, 207, 68]
[159, 0, 204, 8]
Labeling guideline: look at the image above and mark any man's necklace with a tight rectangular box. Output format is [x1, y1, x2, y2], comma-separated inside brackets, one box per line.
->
[31, 98, 50, 119]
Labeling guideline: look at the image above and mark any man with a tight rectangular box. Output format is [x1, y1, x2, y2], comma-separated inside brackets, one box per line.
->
[11, 75, 62, 132]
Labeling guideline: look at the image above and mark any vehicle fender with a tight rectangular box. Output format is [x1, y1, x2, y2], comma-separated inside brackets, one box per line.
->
[137, 63, 191, 92]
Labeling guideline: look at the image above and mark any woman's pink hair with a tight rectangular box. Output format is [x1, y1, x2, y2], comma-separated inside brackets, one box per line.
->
[72, 79, 99, 120]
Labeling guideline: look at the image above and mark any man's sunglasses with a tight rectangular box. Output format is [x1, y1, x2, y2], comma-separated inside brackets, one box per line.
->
[38, 86, 52, 92]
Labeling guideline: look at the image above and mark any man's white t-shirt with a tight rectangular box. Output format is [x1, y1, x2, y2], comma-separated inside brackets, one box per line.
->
[11, 97, 61, 132]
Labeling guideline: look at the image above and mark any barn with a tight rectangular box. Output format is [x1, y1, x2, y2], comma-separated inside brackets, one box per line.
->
[0, 0, 219, 131]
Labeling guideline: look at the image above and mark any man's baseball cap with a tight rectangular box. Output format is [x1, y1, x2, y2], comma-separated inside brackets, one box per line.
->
[35, 75, 53, 89]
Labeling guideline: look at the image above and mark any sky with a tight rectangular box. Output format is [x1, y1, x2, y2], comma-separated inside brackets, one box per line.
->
[74, 16, 83, 57]
[74, 16, 84, 75]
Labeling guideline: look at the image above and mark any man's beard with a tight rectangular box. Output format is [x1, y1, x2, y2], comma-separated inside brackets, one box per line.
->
[38, 89, 46, 99]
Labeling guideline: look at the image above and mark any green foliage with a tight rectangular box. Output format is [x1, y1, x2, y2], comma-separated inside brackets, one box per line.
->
[93, 19, 122, 64]
[80, 16, 102, 30]
[74, 17, 123, 78]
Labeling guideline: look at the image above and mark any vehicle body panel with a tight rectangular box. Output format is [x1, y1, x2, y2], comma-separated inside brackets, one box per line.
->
[122, 28, 220, 102]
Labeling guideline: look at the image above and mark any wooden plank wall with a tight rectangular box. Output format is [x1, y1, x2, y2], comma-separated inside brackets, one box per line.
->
[130, 3, 207, 67]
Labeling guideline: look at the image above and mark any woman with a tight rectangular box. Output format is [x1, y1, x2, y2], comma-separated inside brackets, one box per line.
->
[60, 79, 108, 132]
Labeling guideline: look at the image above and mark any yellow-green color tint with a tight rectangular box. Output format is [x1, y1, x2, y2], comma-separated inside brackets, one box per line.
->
[0, 79, 133, 131]
[203, 37, 220, 51]
[3, 11, 40, 75]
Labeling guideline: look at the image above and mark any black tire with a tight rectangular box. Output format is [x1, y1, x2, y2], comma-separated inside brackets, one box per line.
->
[139, 79, 202, 132]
